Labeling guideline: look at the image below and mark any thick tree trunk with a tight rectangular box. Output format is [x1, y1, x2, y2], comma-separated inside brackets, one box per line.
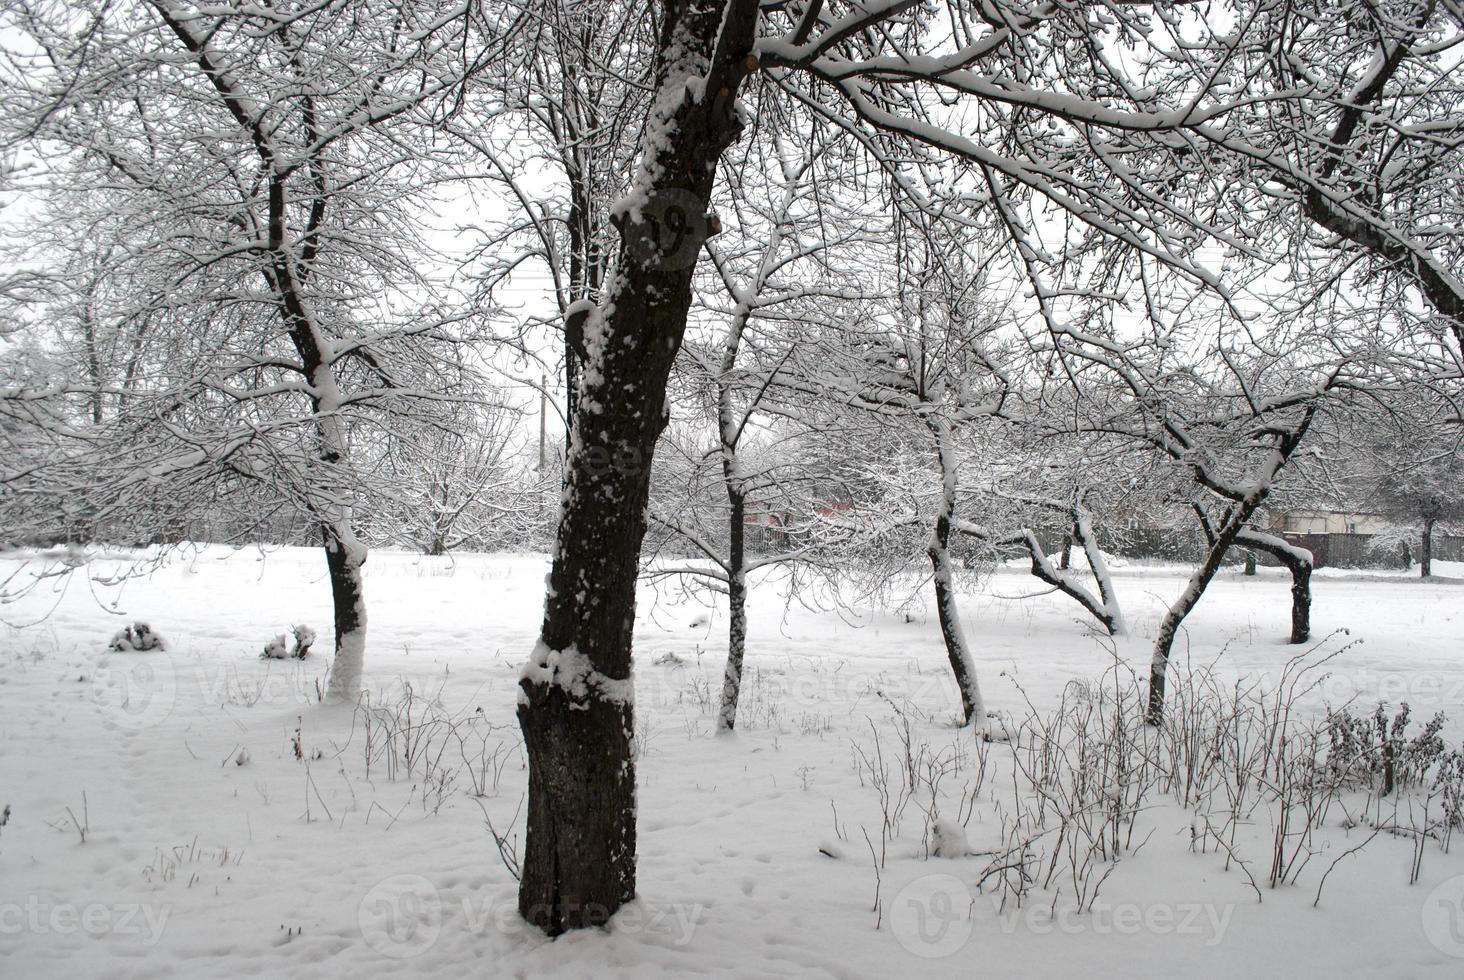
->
[928, 419, 983, 726]
[517, 668, 635, 932]
[322, 528, 367, 703]
[517, 0, 759, 936]
[1236, 532, 1312, 644]
[1289, 560, 1311, 643]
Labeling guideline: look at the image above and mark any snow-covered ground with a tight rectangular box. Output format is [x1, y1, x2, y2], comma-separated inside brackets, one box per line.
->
[2, 546, 1463, 978]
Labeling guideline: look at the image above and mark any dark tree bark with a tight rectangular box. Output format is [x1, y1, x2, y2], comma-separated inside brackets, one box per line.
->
[927, 419, 983, 725]
[1147, 530, 1241, 725]
[322, 527, 367, 697]
[1422, 517, 1436, 578]
[517, 0, 760, 936]
[1290, 559, 1312, 641]
[717, 482, 748, 731]
[714, 268, 754, 732]
[1237, 532, 1313, 644]
[1150, 410, 1317, 724]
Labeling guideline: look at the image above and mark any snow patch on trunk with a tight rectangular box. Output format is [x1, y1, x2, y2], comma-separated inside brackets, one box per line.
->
[519, 640, 634, 710]
[326, 626, 366, 704]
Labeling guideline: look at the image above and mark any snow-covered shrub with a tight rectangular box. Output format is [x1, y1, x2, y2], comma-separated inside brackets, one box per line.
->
[1323, 703, 1448, 795]
[292, 625, 316, 658]
[108, 622, 165, 651]
[261, 625, 317, 660]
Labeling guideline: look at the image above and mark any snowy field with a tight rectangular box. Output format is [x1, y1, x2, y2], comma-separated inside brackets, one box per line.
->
[2, 546, 1464, 979]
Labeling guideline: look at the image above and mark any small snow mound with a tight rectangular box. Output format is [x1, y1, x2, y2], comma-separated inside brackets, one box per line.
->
[931, 818, 970, 858]
[977, 712, 1014, 743]
[108, 622, 165, 652]
[262, 634, 290, 659]
[689, 612, 711, 630]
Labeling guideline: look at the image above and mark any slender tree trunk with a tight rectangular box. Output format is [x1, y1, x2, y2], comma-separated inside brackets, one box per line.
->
[928, 419, 983, 726]
[1422, 518, 1436, 578]
[517, 0, 759, 935]
[1151, 502, 1276, 724]
[278, 275, 368, 705]
[1243, 551, 1257, 575]
[713, 144, 797, 732]
[1151, 411, 1317, 724]
[988, 511, 1122, 636]
[717, 413, 748, 731]
[718, 499, 748, 731]
[81, 291, 104, 425]
[287, 314, 367, 704]
[1147, 538, 1234, 725]
[1074, 510, 1124, 635]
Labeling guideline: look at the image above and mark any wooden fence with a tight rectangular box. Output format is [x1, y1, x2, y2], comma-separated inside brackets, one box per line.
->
[1106, 528, 1464, 570]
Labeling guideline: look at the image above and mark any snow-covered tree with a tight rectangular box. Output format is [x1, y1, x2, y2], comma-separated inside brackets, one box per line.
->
[513, 0, 1464, 932]
[1362, 392, 1464, 578]
[1, 0, 506, 700]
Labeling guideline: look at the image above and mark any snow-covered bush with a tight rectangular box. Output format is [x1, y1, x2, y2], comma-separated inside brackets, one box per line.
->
[107, 622, 165, 651]
[261, 625, 317, 660]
